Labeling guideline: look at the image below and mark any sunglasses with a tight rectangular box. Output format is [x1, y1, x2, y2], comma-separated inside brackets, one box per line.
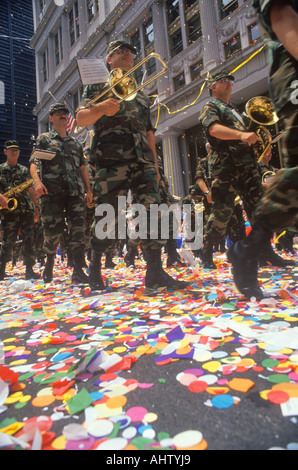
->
[114, 48, 136, 59]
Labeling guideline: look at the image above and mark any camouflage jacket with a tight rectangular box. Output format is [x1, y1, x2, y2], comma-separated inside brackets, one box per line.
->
[79, 83, 155, 167]
[0, 162, 34, 213]
[30, 130, 86, 196]
[252, 0, 298, 113]
[198, 98, 256, 174]
[195, 155, 212, 188]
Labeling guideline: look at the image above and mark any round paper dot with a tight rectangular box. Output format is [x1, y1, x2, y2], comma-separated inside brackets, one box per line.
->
[211, 394, 234, 409]
[173, 430, 203, 449]
[267, 390, 290, 404]
[86, 419, 114, 438]
[32, 395, 56, 407]
[95, 437, 128, 450]
[144, 412, 158, 423]
[188, 380, 208, 393]
[126, 406, 148, 422]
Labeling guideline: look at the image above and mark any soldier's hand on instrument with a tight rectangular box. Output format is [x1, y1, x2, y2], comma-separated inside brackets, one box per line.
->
[35, 181, 48, 197]
[0, 194, 9, 209]
[240, 132, 261, 146]
[101, 98, 121, 116]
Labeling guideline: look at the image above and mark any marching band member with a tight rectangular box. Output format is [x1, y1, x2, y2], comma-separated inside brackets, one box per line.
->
[30, 103, 92, 284]
[228, 0, 298, 300]
[0, 140, 39, 280]
[76, 40, 188, 291]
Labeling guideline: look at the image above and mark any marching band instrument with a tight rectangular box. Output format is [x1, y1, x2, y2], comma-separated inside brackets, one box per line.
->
[0, 178, 34, 212]
[262, 170, 276, 184]
[245, 96, 279, 161]
[75, 53, 168, 134]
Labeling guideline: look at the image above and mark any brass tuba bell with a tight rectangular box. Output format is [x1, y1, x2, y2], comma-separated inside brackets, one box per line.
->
[245, 96, 279, 161]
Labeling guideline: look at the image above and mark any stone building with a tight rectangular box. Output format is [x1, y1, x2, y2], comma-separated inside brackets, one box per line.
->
[31, 0, 276, 198]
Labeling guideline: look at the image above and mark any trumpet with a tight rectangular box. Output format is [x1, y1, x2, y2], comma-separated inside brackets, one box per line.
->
[0, 178, 34, 212]
[75, 53, 168, 134]
[245, 96, 279, 161]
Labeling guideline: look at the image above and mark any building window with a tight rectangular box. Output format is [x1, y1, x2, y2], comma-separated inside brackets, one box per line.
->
[219, 0, 239, 20]
[131, 30, 141, 55]
[87, 0, 99, 23]
[54, 26, 63, 67]
[42, 48, 49, 83]
[69, 1, 80, 47]
[0, 81, 4, 105]
[190, 60, 203, 81]
[166, 0, 180, 25]
[174, 72, 185, 91]
[144, 16, 154, 47]
[224, 33, 241, 59]
[170, 29, 183, 57]
[248, 22, 261, 45]
[147, 55, 156, 76]
[187, 12, 202, 44]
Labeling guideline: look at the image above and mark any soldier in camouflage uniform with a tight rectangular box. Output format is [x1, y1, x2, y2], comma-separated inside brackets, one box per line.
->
[199, 70, 290, 271]
[76, 40, 187, 290]
[30, 103, 92, 284]
[227, 0, 298, 300]
[0, 140, 39, 280]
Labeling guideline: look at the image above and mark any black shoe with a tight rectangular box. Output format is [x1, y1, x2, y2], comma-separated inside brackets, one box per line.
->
[71, 268, 89, 284]
[124, 252, 136, 268]
[227, 242, 264, 300]
[105, 253, 116, 269]
[200, 243, 216, 269]
[145, 248, 189, 290]
[259, 243, 296, 268]
[89, 250, 106, 291]
[0, 262, 6, 281]
[43, 254, 55, 283]
[25, 266, 40, 280]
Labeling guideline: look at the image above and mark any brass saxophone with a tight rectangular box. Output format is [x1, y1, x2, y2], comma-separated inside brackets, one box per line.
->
[0, 178, 34, 211]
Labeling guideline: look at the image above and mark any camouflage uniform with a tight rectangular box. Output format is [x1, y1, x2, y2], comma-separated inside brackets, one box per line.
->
[0, 162, 36, 267]
[30, 129, 87, 256]
[80, 83, 164, 253]
[198, 98, 263, 244]
[227, 0, 297, 300]
[252, 0, 298, 229]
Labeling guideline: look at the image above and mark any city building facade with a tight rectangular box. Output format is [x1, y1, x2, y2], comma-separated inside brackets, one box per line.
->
[0, 0, 37, 165]
[30, 0, 275, 198]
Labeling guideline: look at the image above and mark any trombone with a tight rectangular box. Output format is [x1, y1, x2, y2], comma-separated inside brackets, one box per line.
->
[245, 96, 279, 162]
[75, 53, 168, 133]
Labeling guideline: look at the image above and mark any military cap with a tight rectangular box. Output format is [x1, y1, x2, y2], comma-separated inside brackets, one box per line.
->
[4, 140, 20, 149]
[107, 40, 137, 57]
[49, 102, 69, 115]
[207, 70, 235, 88]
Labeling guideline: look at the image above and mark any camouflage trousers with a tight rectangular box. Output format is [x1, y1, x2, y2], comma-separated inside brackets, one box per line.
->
[204, 163, 263, 243]
[255, 106, 298, 230]
[203, 199, 245, 244]
[91, 160, 166, 253]
[0, 210, 36, 265]
[40, 193, 86, 255]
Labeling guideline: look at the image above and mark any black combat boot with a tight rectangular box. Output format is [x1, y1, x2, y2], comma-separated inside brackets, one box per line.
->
[227, 224, 272, 300]
[43, 253, 55, 283]
[259, 241, 296, 267]
[124, 245, 137, 268]
[200, 241, 216, 269]
[71, 248, 89, 284]
[88, 250, 106, 291]
[105, 251, 116, 269]
[166, 239, 186, 268]
[145, 248, 189, 290]
[25, 263, 40, 280]
[0, 261, 6, 281]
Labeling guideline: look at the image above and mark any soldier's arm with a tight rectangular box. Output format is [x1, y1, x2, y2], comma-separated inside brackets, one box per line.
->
[0, 194, 9, 209]
[270, 0, 298, 61]
[76, 99, 120, 127]
[209, 123, 260, 146]
[30, 162, 48, 197]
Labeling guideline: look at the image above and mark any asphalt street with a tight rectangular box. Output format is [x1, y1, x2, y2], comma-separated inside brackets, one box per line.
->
[0, 249, 297, 452]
